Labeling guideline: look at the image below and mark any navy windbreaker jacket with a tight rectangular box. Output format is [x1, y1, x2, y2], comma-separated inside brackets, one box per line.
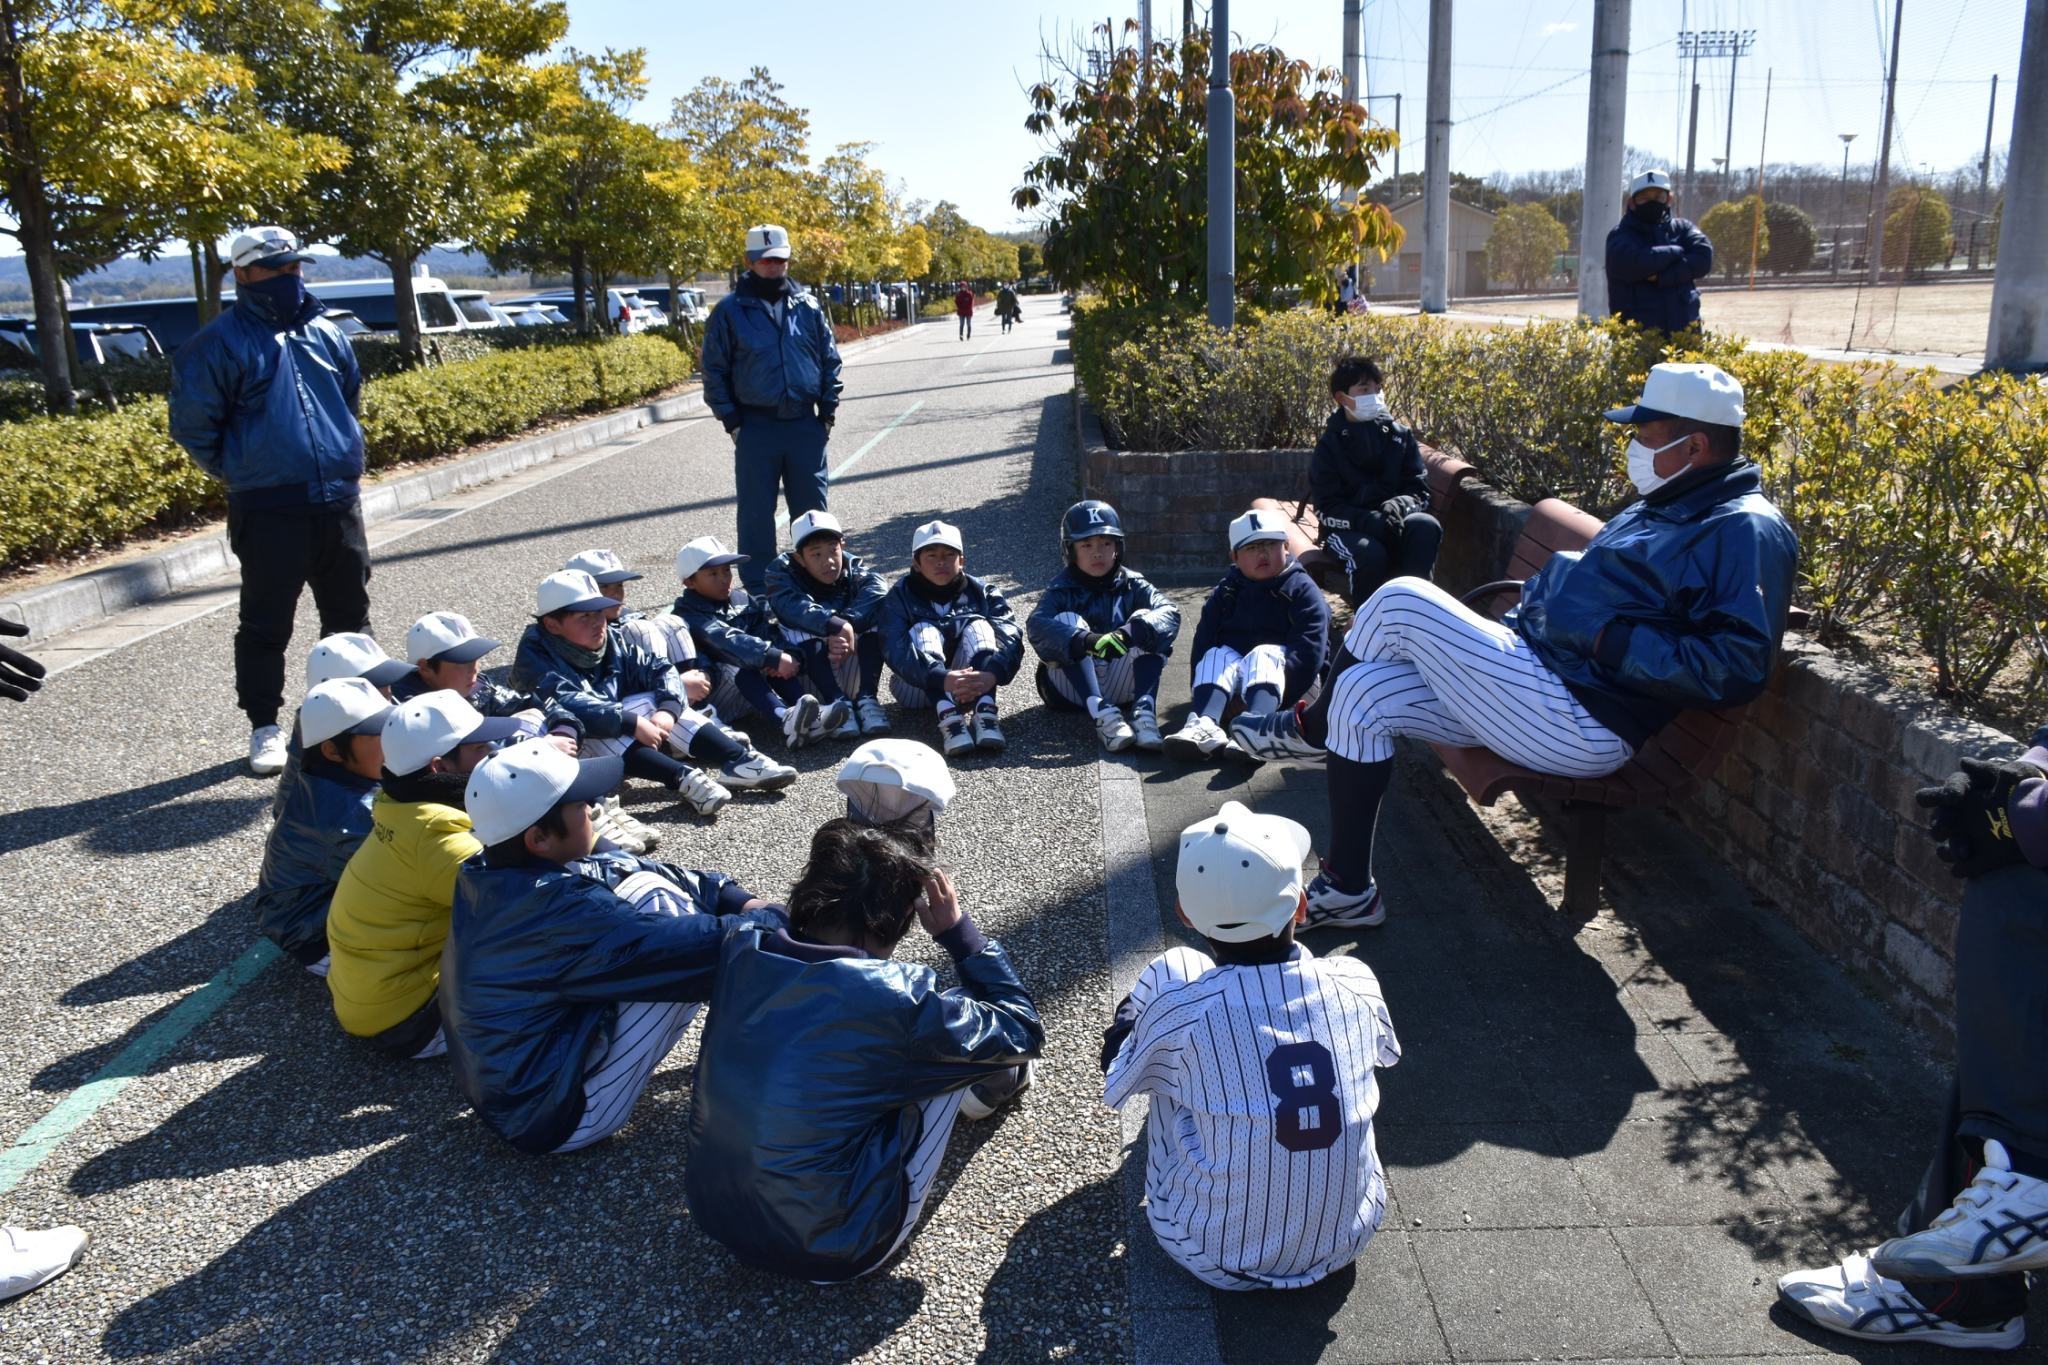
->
[254, 755, 378, 965]
[700, 277, 844, 424]
[510, 622, 686, 739]
[765, 551, 889, 637]
[1188, 560, 1331, 704]
[877, 574, 1026, 696]
[1604, 211, 1714, 333]
[1027, 565, 1180, 662]
[673, 588, 785, 670]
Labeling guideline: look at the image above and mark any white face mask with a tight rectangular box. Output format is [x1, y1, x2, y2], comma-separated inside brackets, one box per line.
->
[1344, 392, 1386, 423]
[1626, 434, 1691, 496]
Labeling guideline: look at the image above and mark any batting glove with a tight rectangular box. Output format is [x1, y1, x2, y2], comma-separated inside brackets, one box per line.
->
[0, 617, 44, 702]
[1090, 628, 1132, 660]
[1915, 755, 2045, 879]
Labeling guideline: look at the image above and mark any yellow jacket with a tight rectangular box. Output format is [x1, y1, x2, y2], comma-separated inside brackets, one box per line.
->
[327, 793, 480, 1038]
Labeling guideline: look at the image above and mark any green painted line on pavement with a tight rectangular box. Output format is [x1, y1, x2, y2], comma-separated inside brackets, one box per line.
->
[776, 401, 926, 527]
[0, 938, 282, 1195]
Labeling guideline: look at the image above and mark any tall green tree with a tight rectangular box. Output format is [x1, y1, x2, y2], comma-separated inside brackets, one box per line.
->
[1883, 185, 1952, 275]
[665, 68, 812, 275]
[1699, 195, 1769, 277]
[1015, 24, 1399, 308]
[1757, 201, 1817, 274]
[820, 141, 901, 285]
[1484, 203, 1568, 291]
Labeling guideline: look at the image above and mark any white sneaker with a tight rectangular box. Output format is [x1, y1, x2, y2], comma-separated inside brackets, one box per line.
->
[1091, 701, 1136, 753]
[673, 768, 732, 817]
[1777, 1251, 2024, 1349]
[782, 694, 821, 750]
[592, 795, 650, 854]
[1305, 867, 1386, 928]
[248, 724, 288, 776]
[938, 709, 974, 757]
[972, 706, 1006, 752]
[607, 795, 662, 853]
[1130, 701, 1164, 752]
[1873, 1141, 2048, 1281]
[722, 752, 799, 791]
[855, 695, 891, 735]
[1162, 713, 1230, 762]
[814, 697, 855, 741]
[960, 1061, 1035, 1121]
[0, 1225, 89, 1303]
[1232, 705, 1328, 765]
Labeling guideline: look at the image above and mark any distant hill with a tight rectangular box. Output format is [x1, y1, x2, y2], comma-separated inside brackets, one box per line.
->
[0, 247, 534, 306]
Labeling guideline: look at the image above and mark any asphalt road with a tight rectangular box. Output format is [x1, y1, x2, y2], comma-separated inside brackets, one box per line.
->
[0, 298, 1133, 1364]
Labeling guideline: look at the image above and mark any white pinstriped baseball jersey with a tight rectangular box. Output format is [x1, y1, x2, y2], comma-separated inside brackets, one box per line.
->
[1105, 944, 1400, 1290]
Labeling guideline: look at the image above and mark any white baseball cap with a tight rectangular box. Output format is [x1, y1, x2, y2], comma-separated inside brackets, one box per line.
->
[381, 691, 526, 777]
[1228, 509, 1289, 553]
[405, 611, 501, 665]
[534, 569, 614, 617]
[675, 536, 748, 582]
[911, 520, 963, 555]
[1603, 361, 1746, 428]
[228, 226, 316, 271]
[565, 548, 643, 585]
[837, 739, 956, 827]
[745, 224, 792, 260]
[1176, 801, 1313, 943]
[790, 510, 845, 548]
[1626, 170, 1674, 199]
[299, 677, 396, 749]
[465, 742, 625, 847]
[305, 632, 411, 688]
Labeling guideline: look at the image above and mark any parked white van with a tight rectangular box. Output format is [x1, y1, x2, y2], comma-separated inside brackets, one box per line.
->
[301, 276, 467, 336]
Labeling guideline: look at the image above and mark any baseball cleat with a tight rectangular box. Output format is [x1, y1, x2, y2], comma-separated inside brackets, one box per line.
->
[1163, 713, 1230, 762]
[814, 696, 856, 741]
[1304, 867, 1386, 928]
[1129, 701, 1165, 752]
[938, 709, 974, 757]
[1776, 1252, 2024, 1349]
[1872, 1141, 2048, 1281]
[721, 752, 799, 791]
[782, 694, 822, 750]
[972, 705, 1006, 752]
[1231, 704, 1327, 765]
[0, 1225, 90, 1304]
[1091, 701, 1136, 753]
[855, 695, 891, 735]
[960, 1061, 1036, 1121]
[248, 724, 288, 776]
[673, 768, 732, 817]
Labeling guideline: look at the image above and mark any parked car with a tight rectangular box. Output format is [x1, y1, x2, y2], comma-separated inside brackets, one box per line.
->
[297, 275, 467, 336]
[503, 287, 655, 333]
[324, 308, 373, 337]
[449, 289, 508, 330]
[0, 318, 165, 367]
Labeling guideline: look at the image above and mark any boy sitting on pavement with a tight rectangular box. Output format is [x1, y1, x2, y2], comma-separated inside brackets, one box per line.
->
[1028, 499, 1180, 754]
[684, 818, 1044, 1281]
[563, 548, 644, 625]
[255, 677, 392, 974]
[877, 520, 1024, 757]
[443, 743, 788, 1154]
[1163, 509, 1330, 765]
[392, 611, 580, 756]
[1103, 800, 1401, 1291]
[673, 536, 853, 750]
[325, 692, 522, 1061]
[765, 510, 892, 737]
[1308, 355, 1441, 600]
[512, 568, 795, 829]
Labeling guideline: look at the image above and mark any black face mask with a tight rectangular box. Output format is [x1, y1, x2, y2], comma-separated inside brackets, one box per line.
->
[1631, 198, 1672, 227]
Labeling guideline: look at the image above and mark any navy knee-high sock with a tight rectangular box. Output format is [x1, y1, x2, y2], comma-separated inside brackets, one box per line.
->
[855, 632, 884, 697]
[798, 639, 847, 701]
[623, 742, 688, 786]
[735, 669, 788, 721]
[1131, 654, 1166, 707]
[686, 723, 746, 766]
[1325, 755, 1393, 893]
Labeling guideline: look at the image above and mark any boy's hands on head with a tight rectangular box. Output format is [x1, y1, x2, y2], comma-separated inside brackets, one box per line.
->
[916, 868, 962, 938]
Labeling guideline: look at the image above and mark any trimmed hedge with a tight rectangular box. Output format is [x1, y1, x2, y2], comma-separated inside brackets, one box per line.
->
[1074, 301, 2048, 707]
[0, 333, 691, 569]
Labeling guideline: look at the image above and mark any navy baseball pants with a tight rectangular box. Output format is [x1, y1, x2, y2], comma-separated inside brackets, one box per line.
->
[734, 412, 828, 592]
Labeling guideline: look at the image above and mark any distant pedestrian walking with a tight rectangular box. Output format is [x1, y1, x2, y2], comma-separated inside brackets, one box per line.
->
[955, 284, 975, 340]
[996, 283, 1020, 333]
[1605, 170, 1713, 333]
[702, 224, 845, 592]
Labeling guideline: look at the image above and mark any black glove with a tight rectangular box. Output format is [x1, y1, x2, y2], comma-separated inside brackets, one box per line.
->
[1915, 755, 2045, 879]
[0, 617, 44, 702]
[1091, 627, 1133, 660]
[1379, 497, 1411, 522]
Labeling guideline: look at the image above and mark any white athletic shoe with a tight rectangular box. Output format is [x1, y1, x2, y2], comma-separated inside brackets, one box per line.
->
[1091, 701, 1136, 753]
[782, 694, 822, 750]
[673, 768, 732, 817]
[1304, 867, 1386, 929]
[1231, 705, 1328, 765]
[1777, 1251, 2024, 1349]
[722, 752, 799, 791]
[1872, 1141, 2048, 1281]
[1129, 701, 1164, 753]
[607, 795, 662, 853]
[960, 1061, 1036, 1121]
[1162, 713, 1231, 762]
[592, 795, 650, 854]
[938, 709, 974, 758]
[0, 1225, 89, 1303]
[855, 695, 891, 735]
[248, 724, 288, 776]
[972, 706, 1006, 753]
[815, 697, 856, 741]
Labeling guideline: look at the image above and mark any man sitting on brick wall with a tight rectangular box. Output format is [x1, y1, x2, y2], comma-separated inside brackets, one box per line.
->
[1234, 362, 1799, 931]
[1777, 728, 2048, 1351]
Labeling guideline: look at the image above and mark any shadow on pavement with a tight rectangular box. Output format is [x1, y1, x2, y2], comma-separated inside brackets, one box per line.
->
[0, 761, 261, 859]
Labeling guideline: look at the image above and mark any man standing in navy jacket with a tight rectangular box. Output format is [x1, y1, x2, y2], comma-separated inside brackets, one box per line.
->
[169, 227, 368, 777]
[1605, 171, 1714, 334]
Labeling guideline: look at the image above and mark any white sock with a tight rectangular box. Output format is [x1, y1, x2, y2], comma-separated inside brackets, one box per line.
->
[1246, 689, 1281, 716]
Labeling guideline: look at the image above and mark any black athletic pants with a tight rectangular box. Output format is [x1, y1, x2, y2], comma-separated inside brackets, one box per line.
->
[230, 500, 372, 729]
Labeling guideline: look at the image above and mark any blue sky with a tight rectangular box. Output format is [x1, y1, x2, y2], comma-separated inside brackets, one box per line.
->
[565, 0, 2027, 231]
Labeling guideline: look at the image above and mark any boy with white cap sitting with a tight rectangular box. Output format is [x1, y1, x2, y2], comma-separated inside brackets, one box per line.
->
[443, 743, 788, 1154]
[1103, 800, 1401, 1291]
[392, 610, 581, 756]
[876, 520, 1024, 757]
[512, 568, 795, 825]
[254, 677, 393, 974]
[1163, 509, 1330, 765]
[324, 692, 524, 1060]
[766, 510, 892, 736]
[670, 535, 852, 749]
[267, 630, 418, 811]
[563, 548, 643, 623]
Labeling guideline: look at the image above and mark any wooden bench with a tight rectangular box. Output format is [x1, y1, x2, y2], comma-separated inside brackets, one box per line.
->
[1431, 497, 1746, 914]
[1251, 447, 1482, 606]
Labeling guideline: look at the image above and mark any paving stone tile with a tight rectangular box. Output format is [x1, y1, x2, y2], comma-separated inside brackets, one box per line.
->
[1613, 1223, 1837, 1357]
[1409, 1227, 1673, 1360]
[1381, 1124, 1599, 1230]
[1213, 1233, 1449, 1365]
[1561, 1117, 1796, 1227]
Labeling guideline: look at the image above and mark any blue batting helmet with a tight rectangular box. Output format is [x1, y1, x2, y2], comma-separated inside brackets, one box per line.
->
[1061, 500, 1124, 547]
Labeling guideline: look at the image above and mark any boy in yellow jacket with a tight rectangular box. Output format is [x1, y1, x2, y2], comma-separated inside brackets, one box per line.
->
[326, 692, 523, 1058]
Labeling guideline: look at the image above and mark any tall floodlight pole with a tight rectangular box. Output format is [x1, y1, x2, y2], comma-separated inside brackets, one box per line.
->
[1344, 0, 1364, 294]
[1677, 31, 1752, 203]
[1578, 0, 1632, 318]
[1677, 28, 1705, 203]
[1988, 0, 2047, 370]
[1140, 0, 1153, 75]
[1973, 74, 2000, 268]
[1207, 0, 1235, 328]
[1866, 0, 1905, 284]
[1834, 132, 1858, 276]
[1420, 0, 1453, 312]
[1721, 30, 1756, 199]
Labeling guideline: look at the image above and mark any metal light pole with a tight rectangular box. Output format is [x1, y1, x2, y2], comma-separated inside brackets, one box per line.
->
[1206, 0, 1235, 328]
[1577, 0, 1632, 319]
[1973, 75, 2000, 269]
[1866, 0, 1905, 284]
[1420, 0, 1453, 312]
[1988, 0, 2046, 370]
[1834, 132, 1858, 276]
[1720, 30, 1755, 199]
